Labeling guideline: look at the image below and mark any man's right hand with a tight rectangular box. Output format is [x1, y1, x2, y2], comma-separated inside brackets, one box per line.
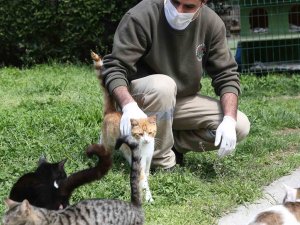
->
[120, 102, 147, 135]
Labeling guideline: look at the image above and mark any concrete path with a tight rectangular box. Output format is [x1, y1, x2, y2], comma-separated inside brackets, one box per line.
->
[218, 167, 300, 225]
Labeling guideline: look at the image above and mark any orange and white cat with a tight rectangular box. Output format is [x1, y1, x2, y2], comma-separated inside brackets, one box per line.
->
[248, 184, 300, 225]
[91, 51, 156, 202]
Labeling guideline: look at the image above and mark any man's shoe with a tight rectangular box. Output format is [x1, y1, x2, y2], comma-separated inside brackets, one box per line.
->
[172, 147, 184, 166]
[150, 165, 176, 173]
[150, 148, 184, 173]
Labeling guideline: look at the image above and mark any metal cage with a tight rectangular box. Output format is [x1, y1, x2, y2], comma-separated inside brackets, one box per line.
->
[208, 0, 300, 73]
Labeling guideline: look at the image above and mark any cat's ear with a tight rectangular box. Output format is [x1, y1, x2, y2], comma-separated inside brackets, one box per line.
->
[283, 183, 297, 203]
[148, 115, 156, 124]
[4, 198, 18, 209]
[58, 159, 67, 170]
[130, 119, 139, 127]
[38, 155, 47, 165]
[20, 199, 31, 216]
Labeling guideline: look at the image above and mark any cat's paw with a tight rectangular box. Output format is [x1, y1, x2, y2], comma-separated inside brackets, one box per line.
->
[146, 196, 154, 203]
[141, 182, 154, 203]
[145, 191, 154, 203]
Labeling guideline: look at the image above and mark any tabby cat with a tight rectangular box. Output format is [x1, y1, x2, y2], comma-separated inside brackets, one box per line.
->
[248, 184, 300, 225]
[3, 135, 144, 225]
[91, 51, 157, 203]
[9, 144, 111, 210]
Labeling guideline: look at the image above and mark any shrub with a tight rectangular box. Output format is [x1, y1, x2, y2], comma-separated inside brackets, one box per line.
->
[0, 0, 140, 67]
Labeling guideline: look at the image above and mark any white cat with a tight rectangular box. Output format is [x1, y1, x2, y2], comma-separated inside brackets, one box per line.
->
[248, 184, 300, 225]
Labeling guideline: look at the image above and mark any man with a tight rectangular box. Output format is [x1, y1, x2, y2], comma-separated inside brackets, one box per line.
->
[102, 0, 250, 170]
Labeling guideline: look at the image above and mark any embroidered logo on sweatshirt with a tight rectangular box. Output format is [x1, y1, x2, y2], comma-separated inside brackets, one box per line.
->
[196, 43, 206, 62]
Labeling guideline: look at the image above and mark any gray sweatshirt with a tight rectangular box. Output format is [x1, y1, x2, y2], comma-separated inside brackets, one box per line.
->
[102, 0, 240, 97]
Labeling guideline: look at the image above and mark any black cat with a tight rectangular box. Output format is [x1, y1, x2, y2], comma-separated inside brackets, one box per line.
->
[9, 157, 67, 209]
[3, 136, 144, 225]
[9, 144, 112, 210]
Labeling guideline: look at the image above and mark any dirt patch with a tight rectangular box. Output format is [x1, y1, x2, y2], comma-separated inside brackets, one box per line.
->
[274, 128, 300, 136]
[270, 94, 300, 100]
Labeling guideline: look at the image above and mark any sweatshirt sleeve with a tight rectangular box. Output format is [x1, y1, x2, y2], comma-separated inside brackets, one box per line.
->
[102, 13, 148, 94]
[204, 19, 240, 97]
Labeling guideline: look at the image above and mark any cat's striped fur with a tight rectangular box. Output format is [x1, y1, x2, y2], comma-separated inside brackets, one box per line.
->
[3, 136, 144, 225]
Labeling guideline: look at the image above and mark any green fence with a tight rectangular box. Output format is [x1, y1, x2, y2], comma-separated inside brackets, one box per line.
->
[209, 0, 300, 73]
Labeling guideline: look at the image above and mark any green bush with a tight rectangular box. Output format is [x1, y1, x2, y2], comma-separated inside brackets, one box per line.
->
[0, 0, 140, 67]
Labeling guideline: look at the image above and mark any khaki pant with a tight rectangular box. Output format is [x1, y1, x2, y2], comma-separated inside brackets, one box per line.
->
[130, 75, 250, 169]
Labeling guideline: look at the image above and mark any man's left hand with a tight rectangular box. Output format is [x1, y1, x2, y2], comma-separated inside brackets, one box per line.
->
[214, 115, 237, 158]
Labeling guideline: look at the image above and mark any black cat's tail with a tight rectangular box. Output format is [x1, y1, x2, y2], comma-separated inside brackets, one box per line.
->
[86, 144, 112, 179]
[60, 144, 112, 198]
[115, 136, 142, 208]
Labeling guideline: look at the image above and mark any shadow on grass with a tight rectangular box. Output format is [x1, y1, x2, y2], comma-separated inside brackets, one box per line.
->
[186, 160, 218, 180]
[183, 151, 240, 182]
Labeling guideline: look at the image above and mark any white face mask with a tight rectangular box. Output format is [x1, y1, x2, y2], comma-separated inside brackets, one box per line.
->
[164, 0, 200, 30]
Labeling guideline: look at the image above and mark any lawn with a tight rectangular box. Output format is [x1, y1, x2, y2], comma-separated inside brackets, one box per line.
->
[0, 63, 299, 225]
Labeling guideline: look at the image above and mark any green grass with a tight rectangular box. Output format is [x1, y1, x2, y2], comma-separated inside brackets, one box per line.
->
[0, 64, 299, 225]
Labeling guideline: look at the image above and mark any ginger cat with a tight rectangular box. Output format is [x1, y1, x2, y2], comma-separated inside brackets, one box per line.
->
[91, 51, 157, 202]
[248, 184, 300, 225]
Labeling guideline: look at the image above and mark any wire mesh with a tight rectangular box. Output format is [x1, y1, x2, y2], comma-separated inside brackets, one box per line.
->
[208, 0, 300, 74]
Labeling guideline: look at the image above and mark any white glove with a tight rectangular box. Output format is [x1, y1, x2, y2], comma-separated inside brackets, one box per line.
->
[120, 102, 147, 135]
[214, 115, 237, 158]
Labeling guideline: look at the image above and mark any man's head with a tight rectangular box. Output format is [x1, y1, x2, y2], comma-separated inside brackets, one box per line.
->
[169, 0, 205, 13]
[164, 0, 205, 30]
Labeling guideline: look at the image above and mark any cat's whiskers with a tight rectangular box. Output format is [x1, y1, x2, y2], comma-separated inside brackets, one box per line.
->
[54, 181, 59, 189]
[140, 135, 154, 145]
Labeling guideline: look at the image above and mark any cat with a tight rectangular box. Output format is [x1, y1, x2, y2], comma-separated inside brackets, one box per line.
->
[2, 135, 144, 225]
[9, 157, 67, 209]
[91, 51, 157, 203]
[248, 184, 300, 225]
[9, 143, 112, 210]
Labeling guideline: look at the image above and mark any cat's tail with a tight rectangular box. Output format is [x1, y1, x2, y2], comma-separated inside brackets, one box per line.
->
[60, 144, 112, 197]
[115, 136, 142, 208]
[90, 50, 116, 115]
[90, 50, 103, 79]
[85, 144, 112, 180]
[115, 135, 139, 150]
